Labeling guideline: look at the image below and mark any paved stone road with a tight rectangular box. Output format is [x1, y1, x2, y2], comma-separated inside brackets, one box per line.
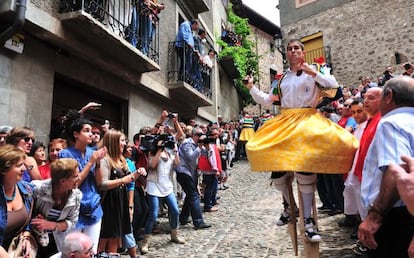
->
[130, 160, 358, 258]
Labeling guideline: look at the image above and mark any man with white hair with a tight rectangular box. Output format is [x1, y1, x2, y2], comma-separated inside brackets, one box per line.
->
[49, 232, 94, 258]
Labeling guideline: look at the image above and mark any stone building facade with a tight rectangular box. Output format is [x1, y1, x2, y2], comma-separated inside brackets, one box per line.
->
[279, 0, 414, 87]
[0, 0, 252, 143]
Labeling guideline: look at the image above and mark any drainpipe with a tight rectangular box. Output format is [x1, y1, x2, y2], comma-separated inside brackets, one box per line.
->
[0, 0, 27, 45]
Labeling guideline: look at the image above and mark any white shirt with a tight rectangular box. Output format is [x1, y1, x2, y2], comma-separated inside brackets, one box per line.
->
[250, 69, 338, 108]
[146, 152, 175, 197]
[345, 120, 368, 187]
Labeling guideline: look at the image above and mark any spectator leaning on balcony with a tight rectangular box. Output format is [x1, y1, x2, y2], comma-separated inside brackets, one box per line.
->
[175, 19, 199, 83]
[192, 28, 207, 91]
[140, 0, 165, 55]
[201, 49, 216, 95]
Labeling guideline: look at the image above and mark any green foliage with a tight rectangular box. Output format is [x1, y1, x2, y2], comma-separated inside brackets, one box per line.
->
[218, 4, 259, 105]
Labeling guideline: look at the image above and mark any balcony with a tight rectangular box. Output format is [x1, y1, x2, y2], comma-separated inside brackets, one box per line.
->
[218, 30, 241, 79]
[180, 0, 210, 15]
[167, 41, 213, 110]
[58, 0, 161, 74]
[219, 55, 239, 79]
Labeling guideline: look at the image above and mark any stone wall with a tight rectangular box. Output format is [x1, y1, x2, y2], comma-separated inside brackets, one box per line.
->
[281, 0, 414, 87]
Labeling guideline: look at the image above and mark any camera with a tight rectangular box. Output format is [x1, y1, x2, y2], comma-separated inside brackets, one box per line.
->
[140, 134, 176, 152]
[167, 112, 176, 119]
[198, 136, 216, 144]
[242, 70, 253, 84]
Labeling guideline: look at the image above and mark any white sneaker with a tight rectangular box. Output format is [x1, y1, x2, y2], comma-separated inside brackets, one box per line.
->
[276, 210, 290, 226]
[304, 218, 322, 242]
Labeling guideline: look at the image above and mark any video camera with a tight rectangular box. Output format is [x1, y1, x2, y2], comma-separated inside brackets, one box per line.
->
[198, 136, 216, 144]
[140, 134, 176, 152]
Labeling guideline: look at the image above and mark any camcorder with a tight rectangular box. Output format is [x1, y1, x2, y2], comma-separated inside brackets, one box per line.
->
[140, 134, 176, 152]
[198, 136, 216, 144]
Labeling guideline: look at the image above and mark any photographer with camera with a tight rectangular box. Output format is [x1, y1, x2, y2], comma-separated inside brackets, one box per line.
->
[141, 125, 185, 254]
[152, 110, 185, 144]
[198, 132, 221, 212]
[176, 127, 212, 230]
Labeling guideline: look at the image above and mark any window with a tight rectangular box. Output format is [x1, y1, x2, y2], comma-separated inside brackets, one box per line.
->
[296, 0, 317, 8]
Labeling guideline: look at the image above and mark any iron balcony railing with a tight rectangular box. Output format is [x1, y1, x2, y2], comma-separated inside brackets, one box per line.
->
[167, 41, 212, 99]
[304, 46, 332, 67]
[60, 0, 160, 63]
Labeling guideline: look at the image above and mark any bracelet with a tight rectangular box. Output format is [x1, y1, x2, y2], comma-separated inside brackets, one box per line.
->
[368, 204, 386, 217]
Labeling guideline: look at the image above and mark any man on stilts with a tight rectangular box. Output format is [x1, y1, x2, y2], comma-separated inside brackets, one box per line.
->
[244, 39, 358, 257]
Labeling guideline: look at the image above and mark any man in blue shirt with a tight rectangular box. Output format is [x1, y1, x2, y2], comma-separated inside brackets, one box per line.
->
[175, 127, 211, 229]
[358, 76, 414, 257]
[175, 19, 199, 83]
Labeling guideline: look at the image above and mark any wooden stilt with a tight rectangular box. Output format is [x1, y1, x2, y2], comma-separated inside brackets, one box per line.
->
[298, 186, 320, 258]
[287, 183, 298, 256]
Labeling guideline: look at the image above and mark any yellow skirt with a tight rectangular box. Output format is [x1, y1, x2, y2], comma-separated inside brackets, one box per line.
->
[246, 108, 358, 174]
[239, 127, 255, 142]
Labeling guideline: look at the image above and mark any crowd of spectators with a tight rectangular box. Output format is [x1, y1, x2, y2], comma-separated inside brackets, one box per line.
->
[0, 102, 257, 257]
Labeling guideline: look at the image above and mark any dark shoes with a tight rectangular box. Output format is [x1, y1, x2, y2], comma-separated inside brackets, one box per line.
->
[317, 205, 332, 212]
[194, 222, 212, 230]
[327, 209, 343, 216]
[180, 218, 192, 226]
[338, 215, 360, 227]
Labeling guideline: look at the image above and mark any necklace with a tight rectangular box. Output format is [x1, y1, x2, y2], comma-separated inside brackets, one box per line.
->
[4, 185, 16, 202]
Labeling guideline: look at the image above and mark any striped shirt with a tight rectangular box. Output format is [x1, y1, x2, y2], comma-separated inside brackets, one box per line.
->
[361, 107, 414, 209]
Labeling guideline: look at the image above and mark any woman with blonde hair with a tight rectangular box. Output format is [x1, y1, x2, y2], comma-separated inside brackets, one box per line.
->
[0, 144, 35, 255]
[96, 129, 146, 254]
[31, 158, 82, 257]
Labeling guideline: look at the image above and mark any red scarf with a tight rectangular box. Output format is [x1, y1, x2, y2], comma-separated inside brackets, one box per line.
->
[354, 113, 382, 182]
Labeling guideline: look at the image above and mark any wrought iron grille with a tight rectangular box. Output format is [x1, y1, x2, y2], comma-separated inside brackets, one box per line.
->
[304, 46, 332, 67]
[167, 41, 212, 99]
[59, 0, 160, 63]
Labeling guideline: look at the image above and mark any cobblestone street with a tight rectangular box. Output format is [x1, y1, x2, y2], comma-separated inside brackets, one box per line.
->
[134, 160, 358, 258]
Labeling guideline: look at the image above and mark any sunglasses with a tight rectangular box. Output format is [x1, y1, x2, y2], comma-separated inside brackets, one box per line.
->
[296, 70, 303, 76]
[23, 137, 35, 143]
[194, 133, 204, 137]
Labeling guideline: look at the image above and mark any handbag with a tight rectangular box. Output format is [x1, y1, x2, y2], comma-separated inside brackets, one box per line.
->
[8, 188, 38, 258]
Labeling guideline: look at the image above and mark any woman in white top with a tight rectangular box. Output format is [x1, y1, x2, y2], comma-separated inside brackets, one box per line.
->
[141, 131, 185, 254]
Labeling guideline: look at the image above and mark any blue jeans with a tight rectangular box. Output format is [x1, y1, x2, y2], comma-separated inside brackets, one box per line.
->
[202, 174, 218, 210]
[140, 15, 153, 55]
[127, 5, 138, 47]
[176, 172, 204, 226]
[144, 193, 179, 234]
